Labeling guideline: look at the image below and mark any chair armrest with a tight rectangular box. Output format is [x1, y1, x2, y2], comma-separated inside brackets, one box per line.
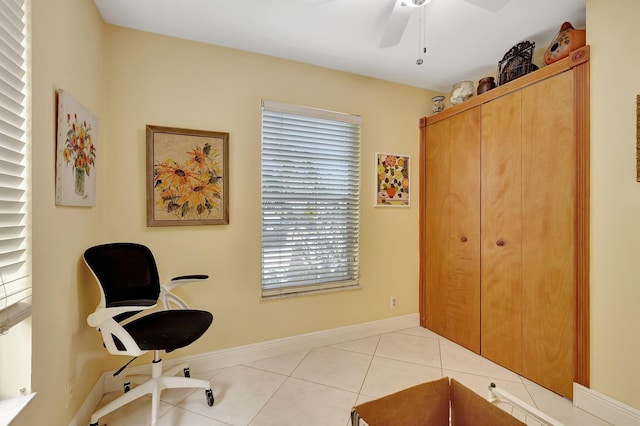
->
[92, 315, 147, 356]
[87, 303, 156, 328]
[164, 274, 209, 291]
[87, 304, 156, 356]
[160, 275, 208, 310]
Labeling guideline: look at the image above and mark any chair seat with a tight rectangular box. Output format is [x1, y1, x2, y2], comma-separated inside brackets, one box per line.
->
[123, 310, 213, 352]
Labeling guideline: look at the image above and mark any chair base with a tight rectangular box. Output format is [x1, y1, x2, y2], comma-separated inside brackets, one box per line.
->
[89, 351, 212, 426]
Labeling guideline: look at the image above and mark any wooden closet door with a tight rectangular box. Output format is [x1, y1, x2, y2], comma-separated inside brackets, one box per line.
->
[521, 71, 575, 399]
[447, 108, 481, 353]
[424, 119, 450, 337]
[424, 108, 481, 353]
[481, 92, 523, 373]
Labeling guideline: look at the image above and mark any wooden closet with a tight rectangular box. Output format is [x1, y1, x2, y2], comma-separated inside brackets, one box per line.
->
[419, 47, 590, 399]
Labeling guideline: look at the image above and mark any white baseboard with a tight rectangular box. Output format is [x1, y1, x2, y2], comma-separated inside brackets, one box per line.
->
[82, 313, 418, 413]
[69, 374, 104, 426]
[574, 383, 640, 426]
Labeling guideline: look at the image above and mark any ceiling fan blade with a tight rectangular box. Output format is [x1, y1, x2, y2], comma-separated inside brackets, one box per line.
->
[464, 0, 510, 12]
[379, 0, 413, 48]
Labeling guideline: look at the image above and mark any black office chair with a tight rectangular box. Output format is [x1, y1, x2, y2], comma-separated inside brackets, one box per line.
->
[84, 242, 214, 426]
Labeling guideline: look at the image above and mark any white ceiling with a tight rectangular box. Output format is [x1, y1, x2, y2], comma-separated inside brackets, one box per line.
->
[92, 0, 586, 92]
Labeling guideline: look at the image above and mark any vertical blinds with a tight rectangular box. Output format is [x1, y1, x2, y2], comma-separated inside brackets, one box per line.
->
[0, 0, 29, 333]
[261, 100, 361, 294]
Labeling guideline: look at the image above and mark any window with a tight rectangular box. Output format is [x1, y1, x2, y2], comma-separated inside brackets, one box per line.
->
[0, 0, 30, 334]
[261, 100, 361, 297]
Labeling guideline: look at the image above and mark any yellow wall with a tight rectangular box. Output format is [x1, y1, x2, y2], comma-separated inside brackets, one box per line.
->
[14, 0, 107, 423]
[587, 0, 640, 409]
[99, 25, 432, 366]
[13, 0, 640, 424]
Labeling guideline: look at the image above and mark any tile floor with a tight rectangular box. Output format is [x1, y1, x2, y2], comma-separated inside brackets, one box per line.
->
[94, 327, 611, 425]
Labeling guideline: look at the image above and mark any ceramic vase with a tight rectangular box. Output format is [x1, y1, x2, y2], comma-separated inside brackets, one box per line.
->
[450, 81, 474, 105]
[477, 77, 496, 95]
[432, 95, 445, 113]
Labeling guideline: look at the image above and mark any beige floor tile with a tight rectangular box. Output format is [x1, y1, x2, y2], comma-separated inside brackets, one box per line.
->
[395, 326, 440, 340]
[374, 332, 441, 367]
[176, 365, 286, 426]
[157, 406, 231, 425]
[439, 335, 521, 382]
[243, 350, 308, 376]
[249, 377, 357, 426]
[330, 335, 381, 355]
[359, 356, 442, 398]
[291, 346, 372, 393]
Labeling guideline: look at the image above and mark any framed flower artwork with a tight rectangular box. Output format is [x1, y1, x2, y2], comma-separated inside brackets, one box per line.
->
[146, 125, 229, 226]
[375, 152, 410, 207]
[55, 89, 98, 206]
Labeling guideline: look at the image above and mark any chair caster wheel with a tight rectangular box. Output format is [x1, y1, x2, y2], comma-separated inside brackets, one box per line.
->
[206, 388, 214, 406]
[183, 367, 190, 378]
[123, 381, 131, 393]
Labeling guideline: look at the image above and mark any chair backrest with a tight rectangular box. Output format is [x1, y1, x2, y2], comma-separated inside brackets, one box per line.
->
[84, 243, 161, 307]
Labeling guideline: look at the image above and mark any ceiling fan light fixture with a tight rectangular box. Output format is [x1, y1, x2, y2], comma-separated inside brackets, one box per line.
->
[403, 0, 432, 7]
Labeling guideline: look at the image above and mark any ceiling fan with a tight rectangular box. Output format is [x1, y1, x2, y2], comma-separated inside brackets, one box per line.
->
[380, 0, 511, 48]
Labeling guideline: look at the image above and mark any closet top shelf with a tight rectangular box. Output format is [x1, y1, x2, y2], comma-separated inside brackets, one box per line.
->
[422, 45, 590, 127]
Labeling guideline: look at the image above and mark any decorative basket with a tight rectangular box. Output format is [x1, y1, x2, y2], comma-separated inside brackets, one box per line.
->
[497, 41, 536, 86]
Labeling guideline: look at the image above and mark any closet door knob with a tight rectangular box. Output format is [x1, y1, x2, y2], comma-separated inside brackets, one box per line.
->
[460, 236, 467, 243]
[496, 240, 505, 247]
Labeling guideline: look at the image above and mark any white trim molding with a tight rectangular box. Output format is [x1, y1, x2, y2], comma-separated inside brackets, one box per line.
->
[574, 383, 640, 426]
[0, 393, 35, 426]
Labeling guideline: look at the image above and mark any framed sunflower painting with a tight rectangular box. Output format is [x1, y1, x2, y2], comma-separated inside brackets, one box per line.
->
[375, 152, 410, 207]
[146, 125, 229, 226]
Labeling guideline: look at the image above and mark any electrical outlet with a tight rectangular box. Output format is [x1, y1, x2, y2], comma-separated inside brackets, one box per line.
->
[390, 296, 397, 309]
[66, 379, 74, 408]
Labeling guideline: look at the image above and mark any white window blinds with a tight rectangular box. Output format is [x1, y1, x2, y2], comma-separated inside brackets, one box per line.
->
[261, 100, 361, 296]
[0, 0, 30, 334]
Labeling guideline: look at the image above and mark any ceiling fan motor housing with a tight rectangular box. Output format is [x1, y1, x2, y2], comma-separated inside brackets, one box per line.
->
[404, 0, 431, 7]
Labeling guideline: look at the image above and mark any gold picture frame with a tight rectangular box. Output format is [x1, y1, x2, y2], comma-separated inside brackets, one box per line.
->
[146, 125, 229, 226]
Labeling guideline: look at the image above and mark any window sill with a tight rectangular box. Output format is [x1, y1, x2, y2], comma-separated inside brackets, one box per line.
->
[0, 392, 36, 425]
[0, 302, 32, 333]
[262, 283, 361, 301]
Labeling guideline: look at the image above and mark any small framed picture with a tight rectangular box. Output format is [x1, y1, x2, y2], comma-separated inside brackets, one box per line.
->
[375, 152, 410, 207]
[55, 89, 98, 206]
[146, 125, 229, 226]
